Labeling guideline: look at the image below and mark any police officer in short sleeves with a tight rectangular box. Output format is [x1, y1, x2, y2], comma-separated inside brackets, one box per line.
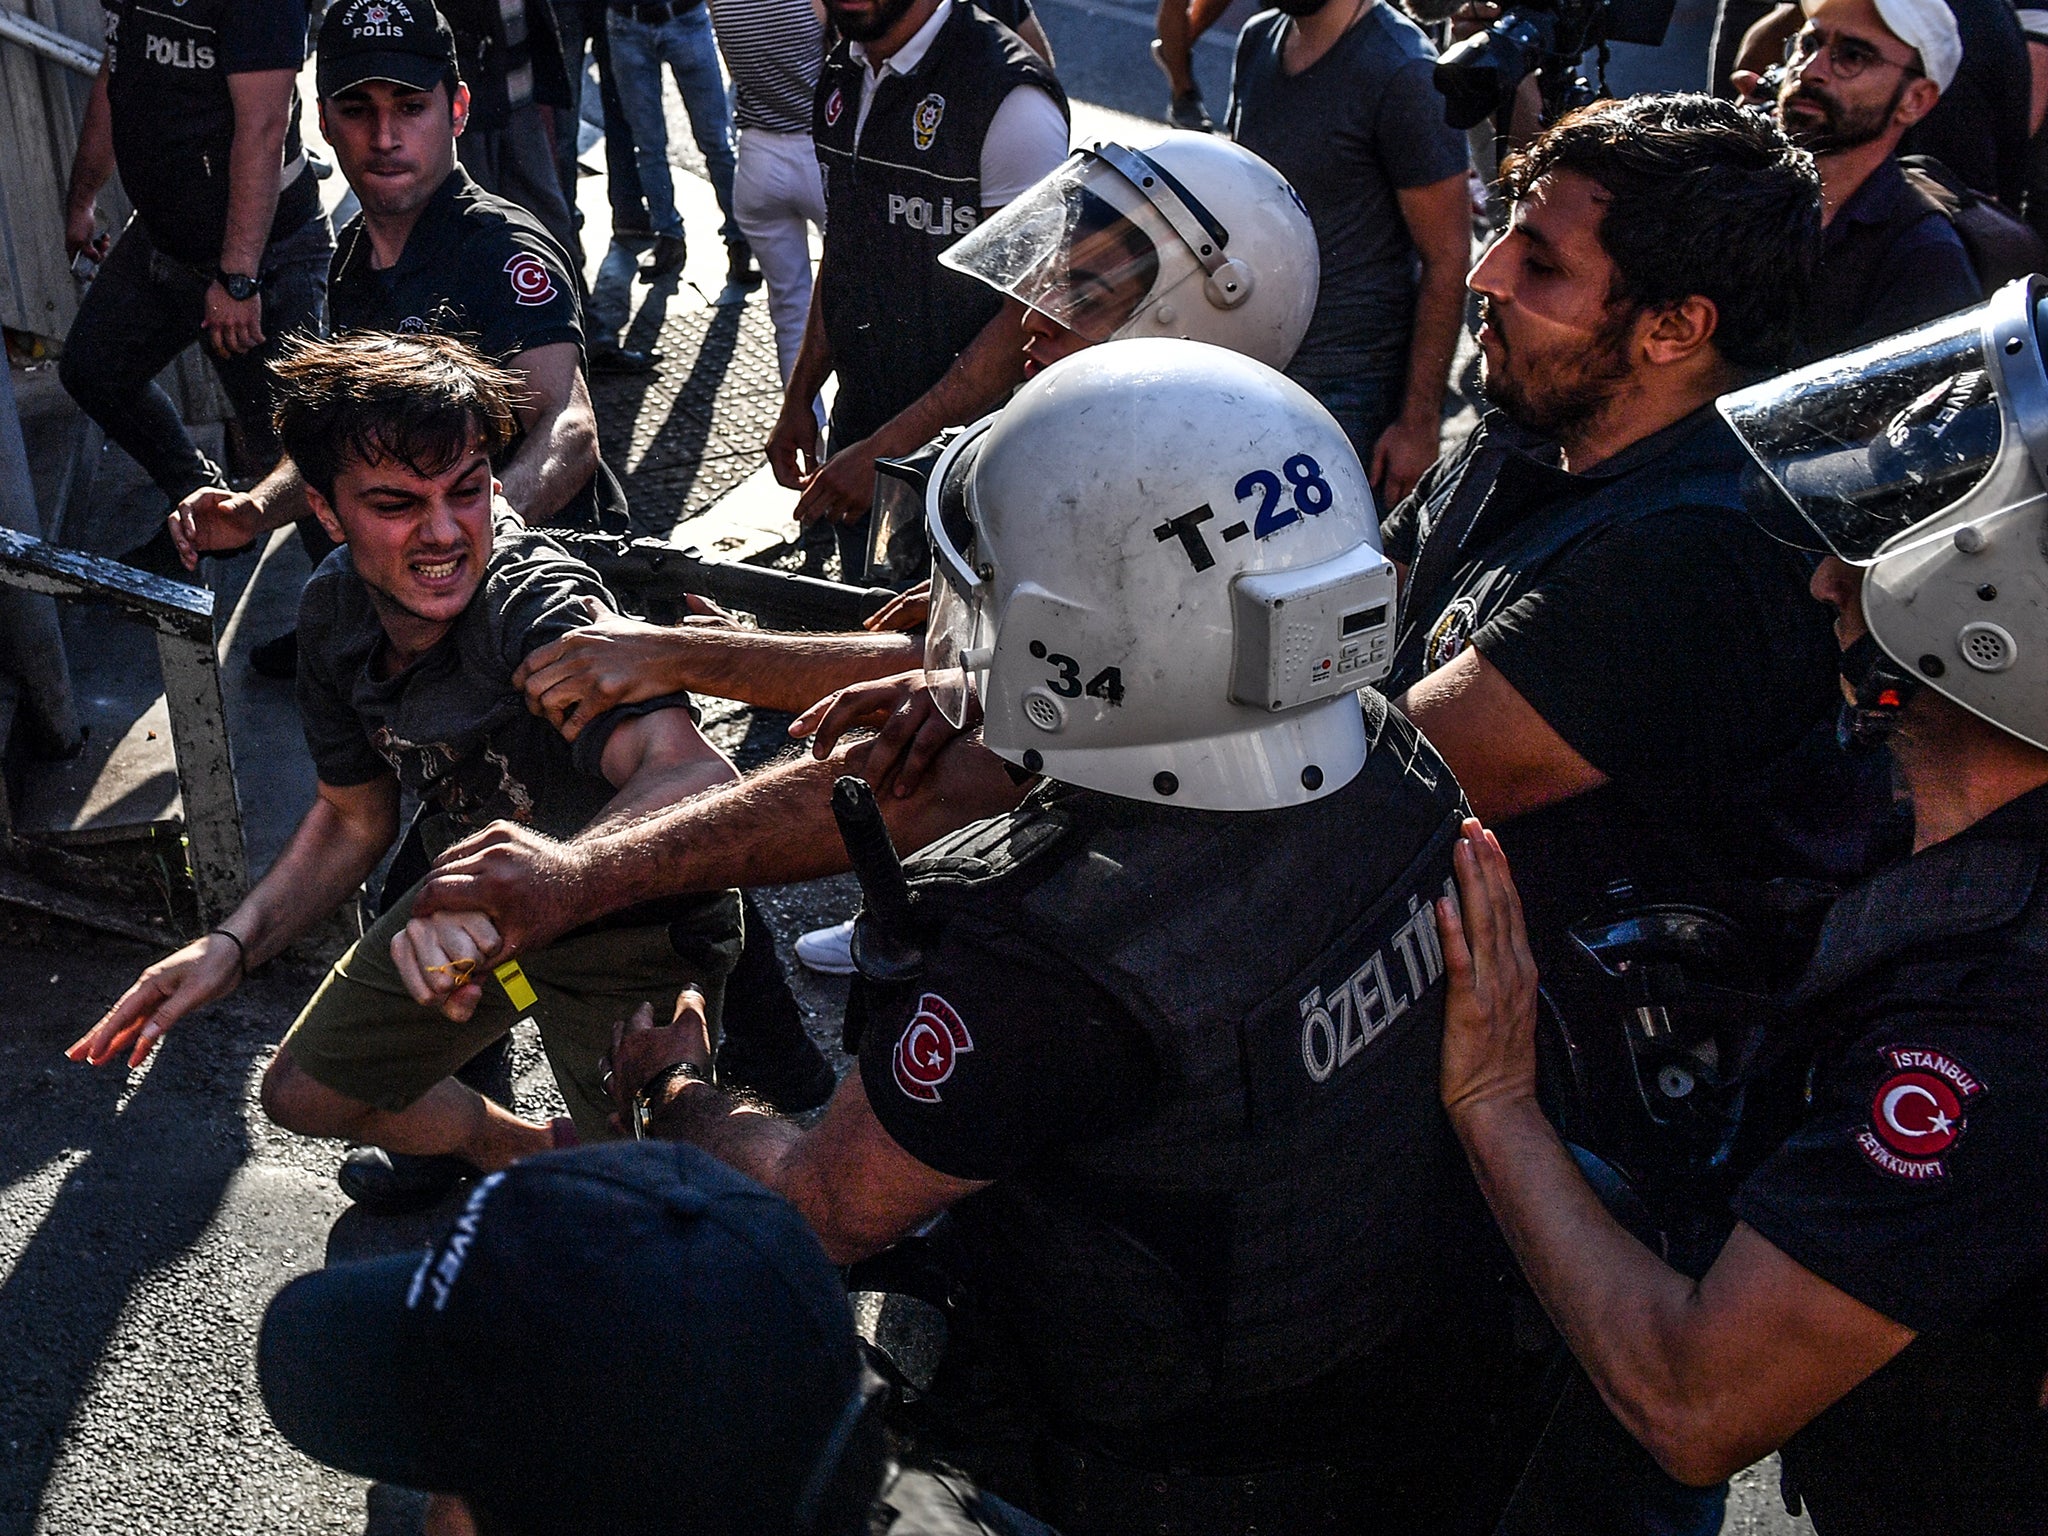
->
[605, 344, 1522, 1536]
[1436, 284, 2048, 1534]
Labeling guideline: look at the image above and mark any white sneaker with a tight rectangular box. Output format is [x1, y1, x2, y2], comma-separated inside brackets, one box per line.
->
[794, 917, 857, 976]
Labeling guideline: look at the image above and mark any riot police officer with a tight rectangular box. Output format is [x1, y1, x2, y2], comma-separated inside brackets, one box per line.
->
[1436, 276, 2048, 1533]
[601, 341, 1519, 1535]
[410, 135, 1328, 954]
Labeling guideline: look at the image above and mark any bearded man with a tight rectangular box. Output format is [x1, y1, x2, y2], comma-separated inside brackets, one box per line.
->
[1771, 0, 1981, 357]
[1377, 97, 1841, 1524]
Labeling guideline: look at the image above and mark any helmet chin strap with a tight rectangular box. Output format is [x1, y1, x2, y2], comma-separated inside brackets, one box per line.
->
[1836, 633, 1920, 753]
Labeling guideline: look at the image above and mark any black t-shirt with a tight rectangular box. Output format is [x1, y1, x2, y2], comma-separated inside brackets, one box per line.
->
[1381, 410, 1841, 1066]
[1731, 786, 2048, 1533]
[859, 930, 1157, 1183]
[330, 170, 622, 529]
[296, 514, 690, 852]
[103, 0, 320, 266]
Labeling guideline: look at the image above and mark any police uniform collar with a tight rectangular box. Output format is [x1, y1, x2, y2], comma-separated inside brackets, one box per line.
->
[385, 167, 473, 271]
[851, 0, 954, 80]
[1791, 780, 2048, 1004]
[1477, 400, 1728, 487]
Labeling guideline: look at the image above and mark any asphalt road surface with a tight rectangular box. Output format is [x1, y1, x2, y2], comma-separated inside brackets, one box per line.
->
[0, 1, 1814, 1529]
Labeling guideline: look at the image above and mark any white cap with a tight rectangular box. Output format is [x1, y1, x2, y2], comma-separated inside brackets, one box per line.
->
[1868, 0, 1963, 91]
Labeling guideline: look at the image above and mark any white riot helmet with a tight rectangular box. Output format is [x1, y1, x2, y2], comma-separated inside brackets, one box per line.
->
[938, 133, 1319, 371]
[923, 339, 1396, 811]
[1720, 276, 2048, 750]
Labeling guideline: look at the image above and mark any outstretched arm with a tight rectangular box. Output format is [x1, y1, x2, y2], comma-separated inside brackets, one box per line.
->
[411, 732, 1030, 954]
[1437, 819, 1916, 1485]
[516, 606, 922, 733]
[69, 775, 400, 1066]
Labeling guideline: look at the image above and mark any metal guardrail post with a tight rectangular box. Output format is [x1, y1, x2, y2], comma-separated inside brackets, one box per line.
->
[0, 9, 102, 76]
[0, 527, 247, 928]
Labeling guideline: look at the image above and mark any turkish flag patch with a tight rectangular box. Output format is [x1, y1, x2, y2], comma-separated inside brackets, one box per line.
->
[824, 85, 845, 127]
[892, 992, 973, 1104]
[504, 253, 558, 307]
[1855, 1044, 1983, 1181]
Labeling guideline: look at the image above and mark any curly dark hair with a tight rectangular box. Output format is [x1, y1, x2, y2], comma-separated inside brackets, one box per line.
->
[1498, 93, 1823, 377]
[269, 331, 523, 504]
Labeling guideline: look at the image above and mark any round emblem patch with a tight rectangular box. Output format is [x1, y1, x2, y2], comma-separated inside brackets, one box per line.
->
[824, 85, 845, 127]
[1854, 1044, 1983, 1181]
[892, 992, 973, 1104]
[504, 253, 558, 307]
[1424, 597, 1478, 672]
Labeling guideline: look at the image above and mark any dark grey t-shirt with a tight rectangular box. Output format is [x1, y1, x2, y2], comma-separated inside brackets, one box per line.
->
[1227, 3, 1468, 382]
[296, 515, 693, 857]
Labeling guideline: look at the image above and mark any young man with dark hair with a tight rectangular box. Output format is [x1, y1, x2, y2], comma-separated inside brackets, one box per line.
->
[1373, 92, 1842, 1528]
[69, 332, 742, 1190]
[169, 0, 636, 608]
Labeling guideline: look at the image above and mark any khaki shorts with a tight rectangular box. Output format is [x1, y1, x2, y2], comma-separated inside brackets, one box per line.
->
[279, 879, 741, 1140]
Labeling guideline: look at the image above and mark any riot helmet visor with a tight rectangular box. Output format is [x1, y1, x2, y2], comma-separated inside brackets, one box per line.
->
[1719, 306, 2004, 563]
[923, 426, 993, 728]
[939, 150, 1192, 342]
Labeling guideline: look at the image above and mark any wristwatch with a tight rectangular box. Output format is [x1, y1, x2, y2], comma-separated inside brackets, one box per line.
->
[633, 1059, 710, 1140]
[216, 270, 259, 302]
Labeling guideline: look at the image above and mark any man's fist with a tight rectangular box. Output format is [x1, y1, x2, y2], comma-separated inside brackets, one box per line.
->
[169, 486, 266, 569]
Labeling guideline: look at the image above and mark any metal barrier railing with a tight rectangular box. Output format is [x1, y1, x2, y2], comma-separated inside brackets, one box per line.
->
[0, 527, 245, 929]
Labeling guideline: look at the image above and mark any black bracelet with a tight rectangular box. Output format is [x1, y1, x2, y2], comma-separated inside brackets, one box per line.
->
[207, 928, 249, 980]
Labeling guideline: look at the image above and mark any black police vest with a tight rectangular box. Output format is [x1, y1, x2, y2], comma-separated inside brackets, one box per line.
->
[892, 696, 1495, 1439]
[1758, 800, 2048, 1533]
[811, 4, 1065, 445]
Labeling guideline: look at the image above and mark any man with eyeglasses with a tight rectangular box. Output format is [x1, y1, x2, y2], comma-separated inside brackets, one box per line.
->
[1768, 0, 1982, 358]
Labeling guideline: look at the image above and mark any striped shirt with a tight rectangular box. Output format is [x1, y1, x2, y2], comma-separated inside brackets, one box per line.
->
[709, 0, 828, 133]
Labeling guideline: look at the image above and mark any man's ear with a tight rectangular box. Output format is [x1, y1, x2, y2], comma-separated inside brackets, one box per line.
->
[1639, 295, 1720, 369]
[451, 81, 471, 138]
[1895, 75, 1940, 128]
[316, 98, 331, 146]
[306, 483, 347, 547]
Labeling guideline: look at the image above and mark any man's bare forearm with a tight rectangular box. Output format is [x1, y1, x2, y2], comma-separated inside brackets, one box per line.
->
[644, 629, 921, 714]
[1401, 257, 1467, 428]
[229, 785, 400, 963]
[865, 296, 1029, 458]
[65, 66, 116, 218]
[783, 283, 835, 415]
[221, 70, 295, 278]
[252, 460, 310, 530]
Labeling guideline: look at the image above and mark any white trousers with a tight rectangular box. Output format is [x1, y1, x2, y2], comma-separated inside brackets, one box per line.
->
[732, 126, 827, 387]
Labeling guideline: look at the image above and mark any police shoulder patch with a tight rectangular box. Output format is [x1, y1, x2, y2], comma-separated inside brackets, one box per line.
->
[504, 252, 558, 307]
[893, 993, 974, 1104]
[1854, 1043, 1984, 1182]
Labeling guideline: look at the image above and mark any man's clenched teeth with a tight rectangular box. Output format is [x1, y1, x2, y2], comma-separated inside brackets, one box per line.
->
[412, 555, 463, 582]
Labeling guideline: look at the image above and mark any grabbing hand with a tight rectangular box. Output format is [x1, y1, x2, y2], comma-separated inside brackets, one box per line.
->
[67, 933, 245, 1068]
[792, 438, 879, 528]
[766, 403, 823, 491]
[515, 598, 682, 740]
[413, 821, 592, 956]
[169, 485, 267, 569]
[1436, 818, 1542, 1124]
[390, 909, 504, 1021]
[602, 990, 713, 1130]
[792, 669, 974, 797]
[862, 580, 931, 633]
